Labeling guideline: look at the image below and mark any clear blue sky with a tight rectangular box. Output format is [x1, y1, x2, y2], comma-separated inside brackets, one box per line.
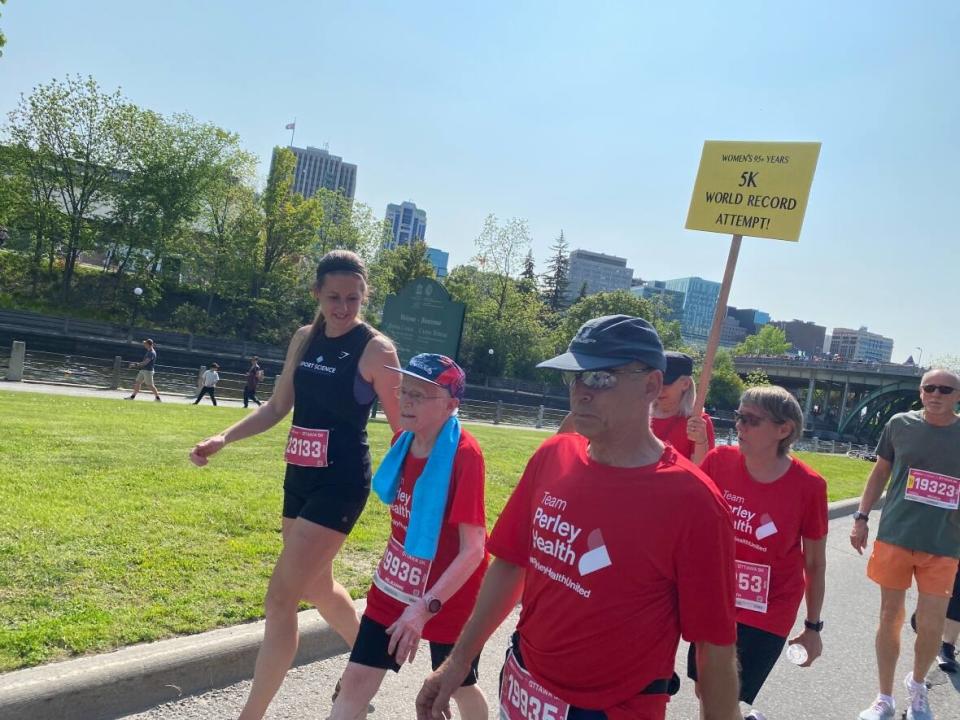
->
[2, 1, 958, 363]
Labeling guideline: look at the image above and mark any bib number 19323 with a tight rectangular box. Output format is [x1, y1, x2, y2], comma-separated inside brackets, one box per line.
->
[499, 651, 569, 720]
[905, 468, 960, 510]
[284, 426, 329, 468]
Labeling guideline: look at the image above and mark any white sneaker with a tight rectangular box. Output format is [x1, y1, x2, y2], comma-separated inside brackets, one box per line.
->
[858, 697, 895, 720]
[745, 710, 768, 720]
[904, 673, 934, 720]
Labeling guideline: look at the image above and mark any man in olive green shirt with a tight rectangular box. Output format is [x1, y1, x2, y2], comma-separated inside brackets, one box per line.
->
[851, 368, 960, 720]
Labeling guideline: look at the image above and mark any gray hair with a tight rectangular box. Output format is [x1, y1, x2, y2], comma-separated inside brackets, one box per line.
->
[740, 385, 804, 456]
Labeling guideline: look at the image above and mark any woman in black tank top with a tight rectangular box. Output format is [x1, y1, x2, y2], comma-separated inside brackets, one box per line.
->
[189, 251, 401, 720]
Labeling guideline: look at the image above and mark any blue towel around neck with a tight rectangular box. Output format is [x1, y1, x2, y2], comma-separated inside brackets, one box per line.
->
[372, 415, 461, 561]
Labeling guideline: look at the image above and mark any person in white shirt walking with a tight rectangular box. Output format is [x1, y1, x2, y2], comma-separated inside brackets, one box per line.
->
[195, 363, 221, 406]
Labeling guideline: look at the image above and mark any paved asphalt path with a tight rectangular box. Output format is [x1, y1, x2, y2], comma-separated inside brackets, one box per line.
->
[123, 516, 960, 720]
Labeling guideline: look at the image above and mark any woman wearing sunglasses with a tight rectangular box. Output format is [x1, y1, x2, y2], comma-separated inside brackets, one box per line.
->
[687, 385, 828, 720]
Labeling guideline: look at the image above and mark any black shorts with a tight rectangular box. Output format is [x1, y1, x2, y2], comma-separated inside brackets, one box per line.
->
[948, 565, 960, 623]
[349, 615, 481, 686]
[282, 472, 370, 535]
[686, 623, 787, 705]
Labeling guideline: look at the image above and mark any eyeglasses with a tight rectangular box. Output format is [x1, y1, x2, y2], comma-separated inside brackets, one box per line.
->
[396, 387, 448, 404]
[561, 367, 653, 390]
[733, 410, 783, 427]
[921, 384, 958, 395]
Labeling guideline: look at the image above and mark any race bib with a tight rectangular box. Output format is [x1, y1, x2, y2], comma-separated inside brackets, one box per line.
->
[905, 468, 960, 510]
[284, 426, 330, 467]
[500, 651, 570, 720]
[372, 536, 431, 605]
[735, 560, 771, 613]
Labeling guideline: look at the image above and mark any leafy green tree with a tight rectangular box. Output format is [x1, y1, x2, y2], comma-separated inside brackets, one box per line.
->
[119, 110, 248, 276]
[382, 241, 436, 294]
[555, 290, 682, 354]
[745, 368, 772, 387]
[705, 350, 745, 410]
[734, 324, 792, 356]
[541, 230, 569, 311]
[0, 0, 7, 58]
[473, 214, 531, 320]
[257, 147, 324, 295]
[577, 281, 588, 301]
[312, 189, 390, 263]
[5, 75, 137, 299]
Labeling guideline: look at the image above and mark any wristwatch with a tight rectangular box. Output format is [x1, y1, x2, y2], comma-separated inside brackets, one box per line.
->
[852, 511, 869, 522]
[804, 619, 824, 632]
[424, 595, 442, 614]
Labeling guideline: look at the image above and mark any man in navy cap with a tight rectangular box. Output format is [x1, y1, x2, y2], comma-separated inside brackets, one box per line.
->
[418, 316, 740, 720]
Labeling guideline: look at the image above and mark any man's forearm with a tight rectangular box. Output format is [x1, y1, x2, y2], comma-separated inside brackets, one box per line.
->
[448, 558, 524, 667]
[804, 563, 826, 622]
[697, 642, 740, 720]
[858, 462, 890, 514]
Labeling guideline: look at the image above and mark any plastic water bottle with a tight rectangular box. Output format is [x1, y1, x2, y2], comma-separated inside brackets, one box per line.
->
[786, 643, 808, 665]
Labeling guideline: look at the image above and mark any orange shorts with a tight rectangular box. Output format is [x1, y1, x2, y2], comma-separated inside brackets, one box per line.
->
[867, 540, 960, 596]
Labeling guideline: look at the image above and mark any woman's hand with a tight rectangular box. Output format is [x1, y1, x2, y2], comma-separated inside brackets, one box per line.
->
[190, 434, 226, 467]
[386, 600, 431, 664]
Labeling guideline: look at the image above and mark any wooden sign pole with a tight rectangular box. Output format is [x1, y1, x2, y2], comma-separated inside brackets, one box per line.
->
[693, 234, 743, 417]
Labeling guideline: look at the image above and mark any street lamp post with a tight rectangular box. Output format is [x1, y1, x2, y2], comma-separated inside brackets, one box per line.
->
[128, 287, 144, 341]
[915, 346, 923, 368]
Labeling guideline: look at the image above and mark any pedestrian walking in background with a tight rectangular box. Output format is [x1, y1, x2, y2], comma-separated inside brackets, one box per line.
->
[245, 356, 265, 408]
[194, 363, 220, 406]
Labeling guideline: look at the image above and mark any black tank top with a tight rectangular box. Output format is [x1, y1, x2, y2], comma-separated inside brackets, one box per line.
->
[285, 322, 377, 487]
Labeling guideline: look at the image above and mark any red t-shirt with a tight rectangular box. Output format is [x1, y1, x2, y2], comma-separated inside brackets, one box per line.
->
[650, 412, 716, 461]
[364, 429, 489, 644]
[700, 446, 829, 637]
[488, 433, 737, 718]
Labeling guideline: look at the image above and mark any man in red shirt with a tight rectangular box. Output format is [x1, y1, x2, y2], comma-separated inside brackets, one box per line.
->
[417, 315, 740, 720]
[329, 354, 489, 720]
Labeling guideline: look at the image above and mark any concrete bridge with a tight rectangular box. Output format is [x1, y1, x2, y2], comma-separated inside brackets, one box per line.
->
[732, 356, 923, 444]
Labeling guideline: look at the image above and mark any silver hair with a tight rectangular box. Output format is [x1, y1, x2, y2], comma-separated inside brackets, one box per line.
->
[740, 385, 804, 456]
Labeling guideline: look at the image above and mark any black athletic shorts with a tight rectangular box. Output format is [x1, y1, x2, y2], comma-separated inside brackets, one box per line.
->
[281, 478, 369, 535]
[686, 623, 787, 705]
[948, 566, 960, 623]
[349, 614, 481, 686]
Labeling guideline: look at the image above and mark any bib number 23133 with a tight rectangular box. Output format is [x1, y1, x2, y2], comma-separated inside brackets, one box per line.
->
[735, 560, 771, 614]
[499, 651, 569, 720]
[905, 468, 960, 510]
[284, 426, 329, 468]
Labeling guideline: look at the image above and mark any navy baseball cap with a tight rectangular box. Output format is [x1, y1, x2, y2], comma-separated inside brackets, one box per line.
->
[537, 315, 667, 372]
[663, 351, 694, 384]
[386, 353, 466, 399]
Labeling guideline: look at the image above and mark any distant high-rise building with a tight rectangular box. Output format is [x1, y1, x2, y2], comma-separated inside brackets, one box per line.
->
[425, 247, 449, 278]
[727, 307, 770, 336]
[663, 276, 721, 345]
[720, 316, 748, 348]
[566, 249, 633, 302]
[385, 201, 427, 250]
[631, 281, 684, 323]
[285, 145, 357, 200]
[830, 327, 894, 363]
[771, 319, 826, 358]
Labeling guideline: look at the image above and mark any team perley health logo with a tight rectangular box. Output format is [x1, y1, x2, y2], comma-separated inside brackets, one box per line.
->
[532, 492, 612, 602]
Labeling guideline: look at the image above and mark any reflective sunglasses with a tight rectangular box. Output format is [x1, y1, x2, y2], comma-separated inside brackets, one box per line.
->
[561, 367, 652, 390]
[921, 384, 958, 395]
[733, 410, 783, 427]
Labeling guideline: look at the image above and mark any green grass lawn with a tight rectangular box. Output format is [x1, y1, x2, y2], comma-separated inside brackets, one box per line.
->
[0, 390, 871, 671]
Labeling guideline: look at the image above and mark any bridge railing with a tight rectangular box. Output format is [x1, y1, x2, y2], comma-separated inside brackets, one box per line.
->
[732, 355, 923, 377]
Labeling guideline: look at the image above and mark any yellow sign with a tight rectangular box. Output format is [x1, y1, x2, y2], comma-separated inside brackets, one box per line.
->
[685, 141, 821, 242]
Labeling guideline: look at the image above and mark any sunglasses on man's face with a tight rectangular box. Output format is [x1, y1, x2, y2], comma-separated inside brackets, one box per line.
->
[921, 384, 958, 395]
[561, 367, 652, 390]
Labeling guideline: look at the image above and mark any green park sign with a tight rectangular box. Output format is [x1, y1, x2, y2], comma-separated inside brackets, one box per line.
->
[380, 278, 466, 364]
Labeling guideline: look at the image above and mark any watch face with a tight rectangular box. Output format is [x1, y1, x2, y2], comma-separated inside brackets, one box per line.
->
[427, 598, 442, 613]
